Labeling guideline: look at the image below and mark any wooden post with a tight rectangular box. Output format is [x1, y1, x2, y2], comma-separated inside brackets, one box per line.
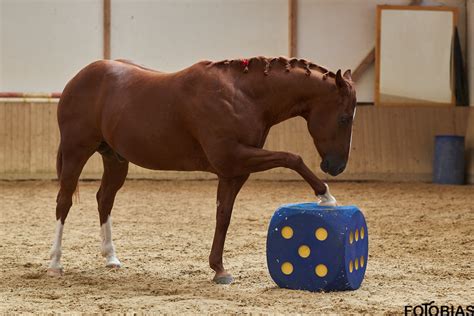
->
[103, 0, 111, 60]
[288, 0, 297, 57]
[352, 48, 375, 82]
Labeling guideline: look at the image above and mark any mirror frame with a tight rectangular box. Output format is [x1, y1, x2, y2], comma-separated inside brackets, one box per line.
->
[375, 5, 458, 106]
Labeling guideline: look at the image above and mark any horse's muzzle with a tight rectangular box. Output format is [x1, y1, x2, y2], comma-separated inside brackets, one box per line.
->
[320, 157, 346, 176]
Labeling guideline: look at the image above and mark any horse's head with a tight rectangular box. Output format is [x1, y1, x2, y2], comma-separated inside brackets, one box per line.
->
[306, 69, 356, 176]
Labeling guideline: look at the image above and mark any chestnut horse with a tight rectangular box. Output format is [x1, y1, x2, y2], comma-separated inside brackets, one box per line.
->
[47, 56, 356, 284]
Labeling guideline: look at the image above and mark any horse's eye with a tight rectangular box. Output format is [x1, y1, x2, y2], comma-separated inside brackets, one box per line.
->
[339, 115, 352, 125]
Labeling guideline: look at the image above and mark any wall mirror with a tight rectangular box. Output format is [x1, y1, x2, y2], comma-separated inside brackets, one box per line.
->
[375, 5, 458, 106]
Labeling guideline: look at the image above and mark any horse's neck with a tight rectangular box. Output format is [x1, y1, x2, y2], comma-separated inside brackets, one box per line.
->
[235, 71, 333, 127]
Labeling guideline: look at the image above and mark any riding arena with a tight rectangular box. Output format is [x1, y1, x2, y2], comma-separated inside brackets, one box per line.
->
[0, 1, 473, 314]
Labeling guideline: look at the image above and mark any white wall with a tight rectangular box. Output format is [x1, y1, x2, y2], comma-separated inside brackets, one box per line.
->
[0, 0, 468, 101]
[0, 0, 102, 93]
[111, 0, 288, 72]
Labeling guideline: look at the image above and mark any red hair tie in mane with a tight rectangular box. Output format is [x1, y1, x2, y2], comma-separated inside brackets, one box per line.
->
[241, 59, 249, 73]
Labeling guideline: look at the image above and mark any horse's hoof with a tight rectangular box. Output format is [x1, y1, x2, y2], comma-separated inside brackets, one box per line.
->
[47, 267, 64, 277]
[106, 263, 121, 269]
[213, 273, 234, 284]
[105, 256, 121, 269]
[319, 201, 337, 207]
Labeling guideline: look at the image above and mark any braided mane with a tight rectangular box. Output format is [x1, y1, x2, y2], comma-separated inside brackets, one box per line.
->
[211, 56, 336, 80]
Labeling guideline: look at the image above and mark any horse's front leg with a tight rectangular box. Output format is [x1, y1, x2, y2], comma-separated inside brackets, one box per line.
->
[231, 146, 336, 205]
[209, 175, 249, 284]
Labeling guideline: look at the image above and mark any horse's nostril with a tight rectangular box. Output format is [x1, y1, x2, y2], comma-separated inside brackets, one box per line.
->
[321, 160, 330, 171]
[334, 164, 346, 175]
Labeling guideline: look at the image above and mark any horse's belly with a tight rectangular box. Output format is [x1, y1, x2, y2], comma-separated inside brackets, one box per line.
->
[107, 127, 213, 172]
[135, 145, 212, 172]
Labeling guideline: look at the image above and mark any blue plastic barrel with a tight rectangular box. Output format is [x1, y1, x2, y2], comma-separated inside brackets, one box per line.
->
[433, 135, 465, 185]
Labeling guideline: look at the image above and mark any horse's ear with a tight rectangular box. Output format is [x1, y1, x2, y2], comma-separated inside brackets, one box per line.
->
[335, 69, 348, 89]
[343, 69, 352, 81]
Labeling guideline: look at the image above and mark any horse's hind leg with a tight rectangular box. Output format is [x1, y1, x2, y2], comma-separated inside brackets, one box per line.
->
[96, 151, 129, 268]
[210, 174, 249, 284]
[48, 143, 96, 276]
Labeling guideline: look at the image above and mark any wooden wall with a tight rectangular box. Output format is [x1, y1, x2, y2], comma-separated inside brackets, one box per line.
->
[0, 101, 470, 182]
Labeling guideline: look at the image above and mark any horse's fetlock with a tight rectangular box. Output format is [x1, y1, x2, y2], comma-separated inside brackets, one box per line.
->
[101, 242, 115, 257]
[209, 256, 223, 271]
[50, 248, 62, 259]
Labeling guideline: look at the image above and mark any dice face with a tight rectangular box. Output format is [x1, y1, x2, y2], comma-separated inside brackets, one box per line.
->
[266, 203, 368, 292]
[344, 211, 368, 290]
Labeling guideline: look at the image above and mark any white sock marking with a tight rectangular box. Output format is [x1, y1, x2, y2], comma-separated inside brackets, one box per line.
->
[48, 219, 64, 270]
[318, 183, 337, 206]
[101, 216, 121, 267]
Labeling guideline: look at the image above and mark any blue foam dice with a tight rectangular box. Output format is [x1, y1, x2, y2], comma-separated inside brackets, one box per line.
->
[266, 203, 368, 292]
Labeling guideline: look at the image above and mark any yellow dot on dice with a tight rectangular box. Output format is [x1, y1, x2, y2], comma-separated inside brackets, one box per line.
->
[315, 264, 328, 277]
[355, 229, 359, 241]
[355, 258, 359, 270]
[281, 226, 293, 239]
[315, 227, 328, 241]
[298, 245, 311, 258]
[349, 231, 354, 244]
[361, 227, 365, 239]
[281, 262, 294, 275]
[349, 260, 354, 273]
[360, 256, 365, 267]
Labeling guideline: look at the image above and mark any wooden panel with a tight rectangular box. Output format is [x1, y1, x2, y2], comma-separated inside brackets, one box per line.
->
[344, 107, 468, 180]
[0, 102, 470, 181]
[262, 107, 470, 181]
[29, 102, 58, 174]
[0, 103, 30, 175]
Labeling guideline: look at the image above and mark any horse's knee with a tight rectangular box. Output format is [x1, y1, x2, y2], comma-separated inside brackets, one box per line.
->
[286, 154, 303, 169]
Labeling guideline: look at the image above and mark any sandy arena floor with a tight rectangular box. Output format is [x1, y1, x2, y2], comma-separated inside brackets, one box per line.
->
[0, 179, 473, 314]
